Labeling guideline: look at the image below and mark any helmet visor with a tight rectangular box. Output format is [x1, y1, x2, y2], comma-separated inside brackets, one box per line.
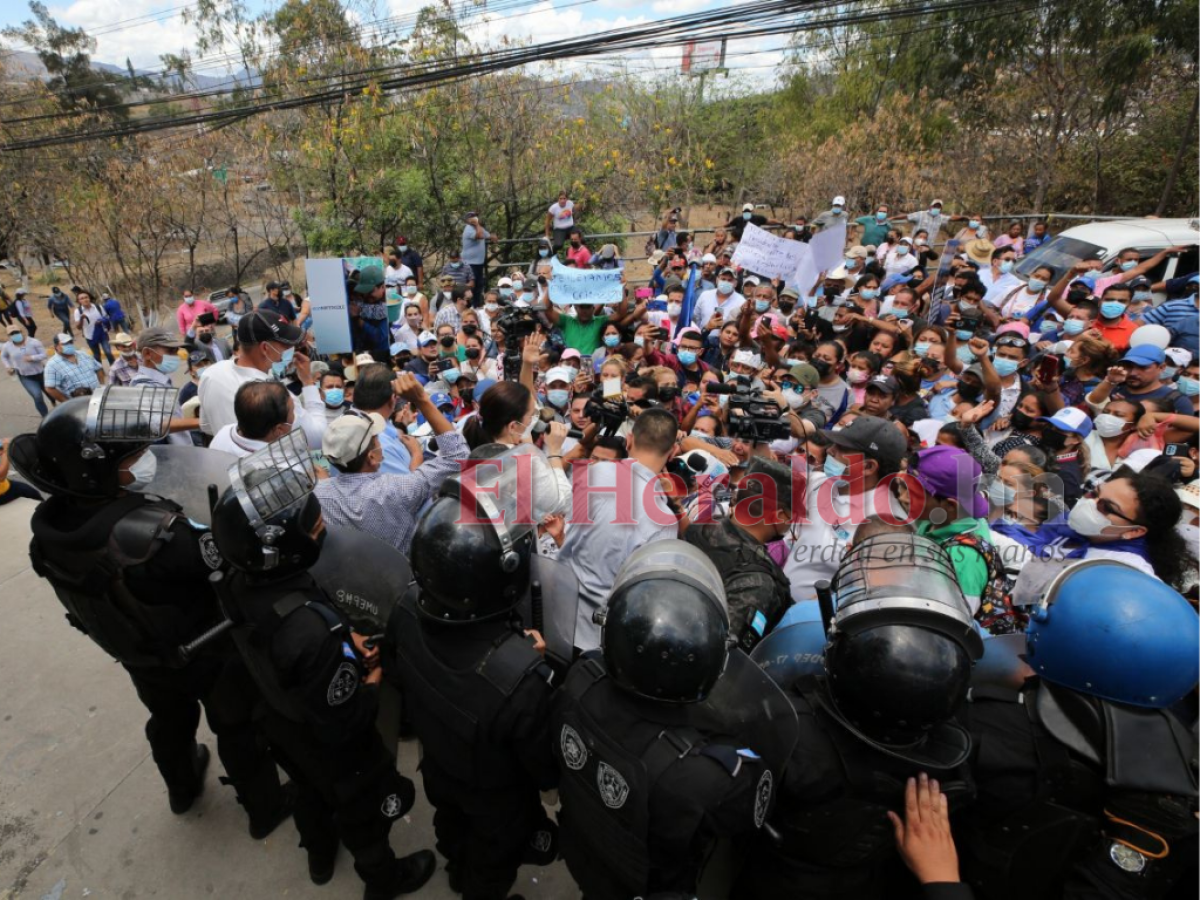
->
[609, 540, 728, 620]
[228, 429, 316, 528]
[85, 385, 177, 445]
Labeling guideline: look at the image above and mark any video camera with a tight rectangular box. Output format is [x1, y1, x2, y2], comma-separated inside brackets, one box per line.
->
[707, 377, 790, 443]
[496, 306, 542, 381]
[583, 389, 631, 437]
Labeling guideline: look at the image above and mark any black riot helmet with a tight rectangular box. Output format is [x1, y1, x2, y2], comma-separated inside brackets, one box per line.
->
[8, 385, 177, 500]
[823, 533, 982, 748]
[410, 444, 563, 623]
[599, 541, 730, 704]
[210, 431, 324, 578]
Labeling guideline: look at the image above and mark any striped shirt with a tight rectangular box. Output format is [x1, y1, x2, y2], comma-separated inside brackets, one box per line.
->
[44, 352, 102, 395]
[2, 337, 48, 376]
[1142, 297, 1199, 355]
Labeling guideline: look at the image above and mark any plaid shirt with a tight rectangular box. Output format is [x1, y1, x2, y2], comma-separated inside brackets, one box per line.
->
[314, 431, 468, 554]
[44, 351, 102, 395]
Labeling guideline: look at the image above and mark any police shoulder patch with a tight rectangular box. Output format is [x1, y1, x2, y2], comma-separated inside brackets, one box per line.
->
[381, 793, 403, 819]
[1109, 842, 1146, 873]
[198, 531, 224, 570]
[560, 724, 588, 771]
[326, 661, 358, 706]
[596, 761, 630, 810]
[753, 769, 773, 829]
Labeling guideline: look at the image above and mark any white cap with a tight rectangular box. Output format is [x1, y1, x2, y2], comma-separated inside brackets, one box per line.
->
[498, 276, 513, 288]
[833, 195, 846, 206]
[355, 352, 375, 367]
[731, 349, 762, 369]
[701, 253, 717, 264]
[322, 411, 386, 467]
[545, 366, 575, 387]
[417, 330, 437, 346]
[742, 202, 754, 212]
[743, 275, 761, 286]
[1165, 346, 1193, 367]
[56, 332, 73, 344]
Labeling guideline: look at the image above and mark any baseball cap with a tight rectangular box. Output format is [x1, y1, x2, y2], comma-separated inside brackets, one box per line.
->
[649, 250, 667, 266]
[788, 363, 820, 388]
[498, 276, 513, 288]
[322, 411, 386, 467]
[1164, 347, 1192, 368]
[560, 348, 582, 363]
[429, 391, 454, 409]
[995, 321, 1031, 340]
[522, 278, 539, 292]
[353, 265, 385, 295]
[848, 245, 868, 260]
[826, 415, 906, 468]
[865, 374, 898, 395]
[14, 288, 27, 296]
[832, 195, 846, 206]
[931, 198, 944, 207]
[742, 202, 754, 212]
[731, 349, 762, 369]
[701, 253, 717, 264]
[909, 445, 988, 517]
[780, 286, 800, 301]
[417, 330, 437, 346]
[675, 326, 702, 343]
[187, 349, 210, 368]
[719, 267, 736, 277]
[743, 275, 761, 287]
[237, 309, 304, 346]
[545, 366, 575, 386]
[136, 326, 185, 351]
[1038, 407, 1093, 438]
[389, 342, 407, 357]
[1121, 345, 1166, 366]
[56, 332, 73, 344]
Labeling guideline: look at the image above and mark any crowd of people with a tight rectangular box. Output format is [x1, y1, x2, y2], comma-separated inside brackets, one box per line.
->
[2, 194, 1198, 900]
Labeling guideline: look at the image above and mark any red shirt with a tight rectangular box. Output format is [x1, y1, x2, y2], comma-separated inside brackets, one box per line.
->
[1095, 315, 1137, 352]
[566, 244, 592, 268]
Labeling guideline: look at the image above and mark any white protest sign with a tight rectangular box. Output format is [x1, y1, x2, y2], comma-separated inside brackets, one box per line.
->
[809, 222, 847, 274]
[548, 257, 623, 305]
[730, 223, 808, 281]
[791, 243, 818, 297]
[305, 257, 353, 355]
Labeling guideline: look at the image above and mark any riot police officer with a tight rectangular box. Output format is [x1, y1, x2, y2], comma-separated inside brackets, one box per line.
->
[384, 446, 560, 900]
[683, 456, 795, 652]
[209, 432, 435, 899]
[957, 560, 1199, 900]
[738, 531, 984, 899]
[552, 540, 799, 900]
[10, 385, 290, 833]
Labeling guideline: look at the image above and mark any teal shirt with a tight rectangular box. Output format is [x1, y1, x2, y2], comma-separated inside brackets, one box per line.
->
[855, 215, 892, 247]
[916, 517, 992, 608]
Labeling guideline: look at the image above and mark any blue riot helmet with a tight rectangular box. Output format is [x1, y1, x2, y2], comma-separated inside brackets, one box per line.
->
[1027, 560, 1199, 709]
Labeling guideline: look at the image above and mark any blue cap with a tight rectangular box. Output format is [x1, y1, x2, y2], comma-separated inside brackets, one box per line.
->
[474, 377, 497, 398]
[429, 391, 454, 408]
[1121, 345, 1166, 366]
[1038, 406, 1093, 438]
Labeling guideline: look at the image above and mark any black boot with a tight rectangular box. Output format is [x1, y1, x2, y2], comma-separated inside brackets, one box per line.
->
[168, 744, 210, 814]
[361, 850, 437, 900]
[249, 780, 297, 840]
[307, 837, 339, 886]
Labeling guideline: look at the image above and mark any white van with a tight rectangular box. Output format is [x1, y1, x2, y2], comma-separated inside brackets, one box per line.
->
[1016, 217, 1198, 299]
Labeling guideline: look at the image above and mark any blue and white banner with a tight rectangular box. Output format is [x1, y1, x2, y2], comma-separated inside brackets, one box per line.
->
[548, 257, 624, 305]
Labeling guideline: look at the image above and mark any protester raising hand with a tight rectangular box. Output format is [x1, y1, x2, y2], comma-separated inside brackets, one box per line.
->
[887, 774, 967, 891]
[958, 399, 995, 426]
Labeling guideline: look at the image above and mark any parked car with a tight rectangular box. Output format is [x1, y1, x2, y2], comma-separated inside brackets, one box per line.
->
[1017, 217, 1199, 300]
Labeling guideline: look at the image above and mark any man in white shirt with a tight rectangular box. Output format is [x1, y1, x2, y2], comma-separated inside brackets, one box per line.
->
[982, 245, 1021, 308]
[198, 309, 327, 449]
[208, 380, 299, 458]
[384, 246, 414, 288]
[559, 408, 680, 652]
[690, 267, 746, 330]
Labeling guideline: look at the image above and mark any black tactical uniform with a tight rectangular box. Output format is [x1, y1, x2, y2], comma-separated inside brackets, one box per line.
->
[684, 516, 792, 652]
[209, 432, 435, 899]
[739, 533, 984, 900]
[384, 459, 564, 900]
[552, 540, 798, 900]
[14, 387, 287, 829]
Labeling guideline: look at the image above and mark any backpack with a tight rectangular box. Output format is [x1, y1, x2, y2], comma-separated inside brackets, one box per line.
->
[940, 530, 1027, 636]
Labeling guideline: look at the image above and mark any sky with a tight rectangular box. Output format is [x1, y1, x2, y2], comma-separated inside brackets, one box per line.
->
[0, 0, 792, 89]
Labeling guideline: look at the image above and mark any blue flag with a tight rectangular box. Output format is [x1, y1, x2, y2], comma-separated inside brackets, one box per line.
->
[676, 262, 701, 338]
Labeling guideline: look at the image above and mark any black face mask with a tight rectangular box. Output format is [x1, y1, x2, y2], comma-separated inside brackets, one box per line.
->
[439, 336, 456, 349]
[957, 383, 982, 402]
[779, 302, 795, 315]
[1010, 410, 1036, 432]
[1040, 429, 1067, 452]
[658, 385, 679, 401]
[465, 347, 481, 360]
[462, 323, 478, 337]
[198, 332, 213, 344]
[812, 359, 833, 378]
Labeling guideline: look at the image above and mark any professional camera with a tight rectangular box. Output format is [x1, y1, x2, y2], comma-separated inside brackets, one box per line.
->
[583, 389, 631, 437]
[496, 306, 542, 380]
[709, 379, 789, 443]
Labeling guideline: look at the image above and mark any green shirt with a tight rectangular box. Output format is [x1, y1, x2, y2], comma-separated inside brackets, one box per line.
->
[558, 313, 609, 355]
[916, 517, 992, 608]
[855, 215, 892, 247]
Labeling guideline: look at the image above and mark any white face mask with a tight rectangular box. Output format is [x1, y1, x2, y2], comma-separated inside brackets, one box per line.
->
[1067, 497, 1131, 538]
[518, 414, 537, 443]
[124, 450, 158, 490]
[1093, 413, 1129, 439]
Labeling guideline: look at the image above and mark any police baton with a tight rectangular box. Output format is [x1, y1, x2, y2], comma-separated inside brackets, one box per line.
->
[815, 580, 835, 638]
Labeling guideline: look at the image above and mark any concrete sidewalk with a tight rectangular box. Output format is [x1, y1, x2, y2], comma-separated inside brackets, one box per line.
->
[0, 498, 579, 900]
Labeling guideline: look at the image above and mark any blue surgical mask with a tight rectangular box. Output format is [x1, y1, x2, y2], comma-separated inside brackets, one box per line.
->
[959, 300, 978, 313]
[183, 296, 195, 305]
[914, 341, 931, 357]
[896, 245, 909, 256]
[1026, 278, 1046, 293]
[444, 368, 461, 384]
[539, 249, 550, 258]
[686, 392, 700, 406]
[1062, 319, 1085, 335]
[500, 287, 513, 298]
[956, 329, 974, 341]
[60, 343, 76, 357]
[1120, 260, 1138, 271]
[831, 206, 843, 215]
[930, 207, 941, 216]
[603, 334, 620, 348]
[1162, 366, 1178, 380]
[1177, 376, 1199, 396]
[891, 307, 909, 319]
[992, 356, 1020, 377]
[155, 352, 181, 375]
[1100, 301, 1127, 319]
[1133, 291, 1152, 302]
[861, 288, 878, 301]
[755, 300, 770, 313]
[547, 389, 569, 408]
[677, 349, 698, 366]
[403, 285, 417, 296]
[10, 333, 24, 344]
[324, 389, 345, 407]
[876, 212, 888, 221]
[633, 336, 645, 348]
[999, 260, 1015, 274]
[987, 478, 1016, 508]
[822, 454, 848, 480]
[968, 219, 980, 229]
[743, 212, 752, 221]
[270, 346, 295, 379]
[717, 281, 734, 296]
